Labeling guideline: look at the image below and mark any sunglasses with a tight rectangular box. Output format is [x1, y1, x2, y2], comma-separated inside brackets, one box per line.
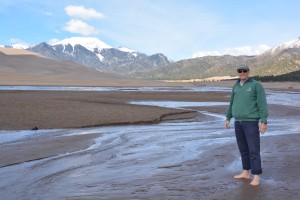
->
[237, 69, 249, 73]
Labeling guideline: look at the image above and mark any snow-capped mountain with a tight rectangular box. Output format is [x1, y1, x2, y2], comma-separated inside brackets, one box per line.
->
[265, 37, 300, 54]
[25, 37, 170, 75]
[53, 37, 112, 51]
[51, 37, 112, 62]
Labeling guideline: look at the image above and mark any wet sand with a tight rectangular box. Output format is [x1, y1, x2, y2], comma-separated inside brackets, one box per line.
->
[0, 90, 227, 130]
[0, 133, 101, 167]
[0, 86, 300, 199]
[0, 90, 226, 167]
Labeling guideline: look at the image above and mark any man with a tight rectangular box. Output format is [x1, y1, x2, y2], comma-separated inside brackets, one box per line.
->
[225, 64, 268, 186]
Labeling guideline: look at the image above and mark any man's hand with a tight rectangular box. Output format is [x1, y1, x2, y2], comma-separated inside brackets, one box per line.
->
[259, 123, 267, 134]
[225, 120, 230, 128]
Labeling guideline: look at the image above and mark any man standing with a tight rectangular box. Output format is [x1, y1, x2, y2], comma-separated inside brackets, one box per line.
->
[225, 64, 268, 186]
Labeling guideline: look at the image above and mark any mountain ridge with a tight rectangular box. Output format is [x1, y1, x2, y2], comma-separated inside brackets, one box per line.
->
[23, 37, 170, 75]
[3, 36, 300, 81]
[135, 37, 300, 80]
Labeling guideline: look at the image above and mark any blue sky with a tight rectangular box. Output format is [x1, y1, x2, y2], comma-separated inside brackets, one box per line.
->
[0, 0, 299, 61]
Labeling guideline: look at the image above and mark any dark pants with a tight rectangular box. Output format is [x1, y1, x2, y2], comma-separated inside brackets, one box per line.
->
[234, 121, 262, 175]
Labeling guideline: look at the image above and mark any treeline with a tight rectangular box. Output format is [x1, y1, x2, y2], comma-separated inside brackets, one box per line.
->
[252, 70, 300, 82]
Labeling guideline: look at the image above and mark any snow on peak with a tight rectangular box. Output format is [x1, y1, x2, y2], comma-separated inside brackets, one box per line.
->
[118, 47, 135, 53]
[53, 37, 111, 52]
[118, 47, 137, 56]
[267, 37, 300, 54]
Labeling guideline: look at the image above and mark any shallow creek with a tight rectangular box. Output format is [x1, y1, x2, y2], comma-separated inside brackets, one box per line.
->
[0, 86, 299, 199]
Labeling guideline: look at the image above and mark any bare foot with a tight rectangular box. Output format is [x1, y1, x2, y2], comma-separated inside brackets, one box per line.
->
[250, 175, 260, 186]
[233, 170, 250, 180]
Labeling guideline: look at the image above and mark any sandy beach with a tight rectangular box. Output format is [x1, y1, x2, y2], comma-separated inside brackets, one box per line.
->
[0, 83, 299, 199]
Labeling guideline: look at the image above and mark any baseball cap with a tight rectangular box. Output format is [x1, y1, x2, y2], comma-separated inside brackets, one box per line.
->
[237, 64, 249, 70]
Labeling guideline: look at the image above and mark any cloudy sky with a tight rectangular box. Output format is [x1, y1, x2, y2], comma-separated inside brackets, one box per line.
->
[0, 0, 299, 61]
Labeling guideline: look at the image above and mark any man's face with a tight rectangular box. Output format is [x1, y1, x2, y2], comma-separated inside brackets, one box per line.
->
[237, 69, 249, 81]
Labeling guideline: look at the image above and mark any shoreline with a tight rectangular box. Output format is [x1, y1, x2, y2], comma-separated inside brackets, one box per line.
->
[0, 90, 228, 130]
[1, 82, 299, 131]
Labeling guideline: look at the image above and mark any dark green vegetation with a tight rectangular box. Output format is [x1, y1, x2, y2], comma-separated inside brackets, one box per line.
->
[253, 69, 300, 82]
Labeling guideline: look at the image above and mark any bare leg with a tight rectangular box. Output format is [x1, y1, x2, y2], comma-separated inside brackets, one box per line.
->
[250, 175, 260, 186]
[233, 170, 250, 180]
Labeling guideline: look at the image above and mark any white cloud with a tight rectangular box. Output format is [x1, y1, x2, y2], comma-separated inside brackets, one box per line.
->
[192, 45, 270, 58]
[95, 1, 223, 60]
[8, 38, 29, 49]
[223, 45, 270, 56]
[192, 51, 222, 58]
[64, 19, 99, 35]
[65, 5, 105, 20]
[48, 38, 60, 45]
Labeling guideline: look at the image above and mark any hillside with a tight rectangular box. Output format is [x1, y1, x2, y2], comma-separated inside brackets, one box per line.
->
[136, 55, 253, 80]
[0, 47, 173, 86]
[133, 44, 300, 80]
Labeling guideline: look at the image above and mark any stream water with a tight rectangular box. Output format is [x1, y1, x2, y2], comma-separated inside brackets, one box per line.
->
[0, 86, 299, 199]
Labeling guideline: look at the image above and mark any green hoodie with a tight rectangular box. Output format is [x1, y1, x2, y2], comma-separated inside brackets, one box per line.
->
[226, 78, 268, 123]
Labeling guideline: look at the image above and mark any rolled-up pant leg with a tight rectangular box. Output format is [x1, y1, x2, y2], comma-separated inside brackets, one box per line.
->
[234, 121, 262, 175]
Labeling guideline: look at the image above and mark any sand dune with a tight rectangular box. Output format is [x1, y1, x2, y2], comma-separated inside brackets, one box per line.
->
[0, 47, 173, 86]
[0, 47, 45, 56]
